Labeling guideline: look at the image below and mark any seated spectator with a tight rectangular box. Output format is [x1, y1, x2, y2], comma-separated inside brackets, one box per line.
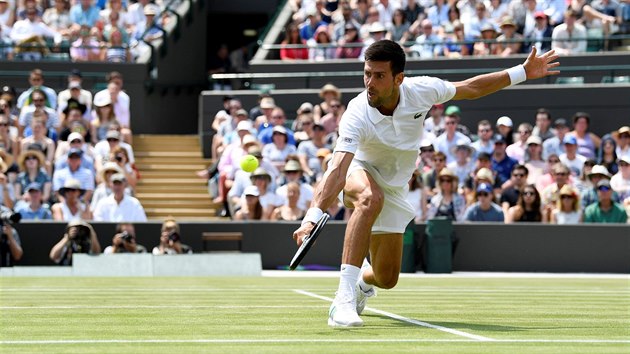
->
[506, 123, 533, 164]
[524, 136, 546, 186]
[464, 164, 501, 206]
[93, 72, 131, 141]
[580, 164, 621, 209]
[258, 107, 296, 146]
[407, 169, 427, 223]
[51, 179, 92, 221]
[616, 126, 630, 160]
[551, 185, 582, 224]
[16, 70, 57, 111]
[297, 122, 331, 178]
[541, 163, 573, 220]
[91, 93, 120, 142]
[19, 89, 59, 138]
[52, 148, 95, 202]
[152, 218, 193, 255]
[491, 135, 518, 186]
[551, 9, 587, 55]
[463, 182, 504, 222]
[262, 126, 297, 172]
[443, 20, 473, 58]
[58, 103, 92, 144]
[495, 17, 523, 57]
[93, 129, 135, 171]
[417, 140, 435, 174]
[570, 113, 600, 160]
[423, 151, 448, 198]
[43, 0, 73, 40]
[54, 132, 95, 174]
[69, 0, 100, 30]
[308, 24, 337, 61]
[426, 168, 466, 221]
[447, 143, 475, 189]
[93, 173, 146, 222]
[107, 145, 138, 190]
[495, 116, 514, 146]
[559, 135, 588, 178]
[0, 114, 18, 159]
[10, 8, 62, 61]
[0, 157, 13, 208]
[233, 185, 264, 220]
[70, 24, 102, 62]
[598, 135, 618, 175]
[280, 21, 309, 60]
[271, 182, 305, 221]
[15, 182, 52, 220]
[543, 118, 569, 160]
[531, 108, 555, 142]
[525, 11, 553, 52]
[583, 179, 628, 223]
[407, 19, 444, 59]
[58, 84, 91, 125]
[574, 159, 597, 194]
[15, 148, 51, 203]
[20, 117, 55, 174]
[335, 23, 363, 59]
[101, 28, 131, 62]
[130, 5, 163, 59]
[472, 23, 498, 56]
[103, 228, 147, 254]
[242, 167, 281, 220]
[500, 164, 529, 214]
[319, 99, 344, 135]
[275, 160, 313, 211]
[226, 146, 280, 213]
[50, 220, 100, 265]
[90, 161, 125, 211]
[434, 113, 471, 164]
[610, 156, 630, 201]
[433, 105, 470, 138]
[506, 184, 543, 223]
[0, 205, 22, 266]
[313, 84, 342, 122]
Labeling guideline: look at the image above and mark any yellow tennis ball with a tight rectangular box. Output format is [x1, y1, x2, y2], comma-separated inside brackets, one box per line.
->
[240, 154, 259, 173]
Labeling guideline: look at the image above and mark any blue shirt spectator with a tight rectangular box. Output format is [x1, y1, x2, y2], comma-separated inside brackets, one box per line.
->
[69, 0, 101, 27]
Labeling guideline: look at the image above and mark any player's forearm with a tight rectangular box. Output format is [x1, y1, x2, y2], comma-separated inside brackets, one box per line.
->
[454, 70, 511, 100]
[310, 166, 346, 212]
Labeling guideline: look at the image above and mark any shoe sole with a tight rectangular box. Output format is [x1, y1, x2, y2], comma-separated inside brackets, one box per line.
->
[328, 317, 363, 328]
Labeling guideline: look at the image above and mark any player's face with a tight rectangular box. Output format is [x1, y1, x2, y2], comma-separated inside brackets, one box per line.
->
[363, 61, 403, 113]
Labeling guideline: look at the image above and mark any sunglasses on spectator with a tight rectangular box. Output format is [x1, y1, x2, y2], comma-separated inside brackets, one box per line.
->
[301, 122, 313, 126]
[548, 159, 560, 163]
[32, 98, 45, 102]
[330, 104, 341, 108]
[439, 179, 453, 183]
[107, 138, 119, 142]
[71, 139, 82, 144]
[555, 172, 568, 176]
[421, 148, 434, 153]
[25, 156, 38, 161]
[597, 186, 611, 192]
[560, 195, 574, 200]
[433, 158, 445, 162]
[523, 191, 536, 197]
[271, 115, 284, 119]
[477, 192, 490, 197]
[479, 129, 491, 133]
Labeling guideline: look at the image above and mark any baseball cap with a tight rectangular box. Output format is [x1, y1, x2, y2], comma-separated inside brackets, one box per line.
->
[445, 105, 461, 116]
[25, 182, 42, 192]
[526, 136, 542, 145]
[260, 97, 275, 109]
[534, 11, 547, 19]
[283, 160, 302, 172]
[618, 126, 630, 135]
[111, 173, 127, 183]
[476, 182, 493, 194]
[243, 185, 259, 197]
[596, 179, 611, 190]
[494, 135, 507, 144]
[106, 130, 121, 140]
[496, 116, 513, 127]
[298, 102, 313, 114]
[235, 108, 248, 117]
[68, 81, 81, 90]
[563, 135, 577, 145]
[272, 125, 288, 135]
[67, 147, 83, 157]
[67, 132, 84, 143]
[236, 120, 253, 131]
[553, 118, 568, 128]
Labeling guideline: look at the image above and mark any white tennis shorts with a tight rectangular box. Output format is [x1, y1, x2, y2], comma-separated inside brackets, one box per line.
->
[340, 159, 415, 234]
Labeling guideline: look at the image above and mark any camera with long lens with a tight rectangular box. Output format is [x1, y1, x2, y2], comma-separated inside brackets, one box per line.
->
[168, 231, 180, 242]
[0, 209, 21, 226]
[120, 231, 133, 242]
[68, 224, 91, 253]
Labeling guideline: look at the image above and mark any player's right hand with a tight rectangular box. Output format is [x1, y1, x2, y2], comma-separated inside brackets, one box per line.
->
[292, 222, 315, 247]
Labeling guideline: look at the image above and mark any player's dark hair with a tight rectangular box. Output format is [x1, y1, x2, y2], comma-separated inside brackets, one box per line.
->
[364, 40, 406, 76]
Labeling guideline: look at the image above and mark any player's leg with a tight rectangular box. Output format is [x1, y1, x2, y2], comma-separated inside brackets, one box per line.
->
[329, 169, 384, 327]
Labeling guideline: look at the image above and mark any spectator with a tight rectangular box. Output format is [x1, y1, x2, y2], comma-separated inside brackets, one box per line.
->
[130, 4, 162, 47]
[569, 112, 600, 160]
[207, 44, 234, 90]
[443, 20, 473, 58]
[525, 11, 553, 54]
[426, 168, 466, 221]
[297, 122, 331, 178]
[57, 75, 92, 124]
[244, 167, 281, 220]
[308, 24, 337, 61]
[0, 0, 14, 28]
[531, 108, 555, 142]
[506, 184, 543, 223]
[335, 23, 363, 59]
[93, 129, 135, 172]
[90, 161, 125, 211]
[51, 178, 92, 220]
[423, 104, 445, 136]
[215, 132, 259, 205]
[491, 135, 518, 186]
[467, 2, 493, 38]
[574, 159, 597, 194]
[20, 117, 55, 173]
[407, 19, 444, 58]
[423, 151, 447, 198]
[551, 9, 587, 55]
[70, 24, 102, 62]
[93, 72, 131, 139]
[386, 8, 410, 42]
[127, 0, 153, 27]
[434, 112, 471, 164]
[50, 220, 100, 265]
[472, 23, 498, 56]
[0, 205, 22, 267]
[524, 136, 546, 186]
[610, 156, 630, 200]
[360, 21, 389, 59]
[580, 164, 621, 209]
[103, 228, 147, 254]
[271, 181, 305, 221]
[500, 164, 529, 215]
[52, 148, 95, 202]
[226, 146, 279, 214]
[91, 93, 119, 142]
[447, 142, 475, 188]
[313, 83, 342, 122]
[152, 218, 193, 255]
[16, 69, 58, 111]
[93, 173, 146, 221]
[541, 163, 572, 220]
[426, 0, 450, 30]
[407, 169, 427, 223]
[234, 185, 264, 220]
[417, 140, 435, 174]
[331, 2, 360, 42]
[18, 89, 60, 137]
[15, 182, 52, 220]
[506, 122, 533, 164]
[299, 7, 325, 41]
[352, 0, 371, 26]
[281, 21, 309, 60]
[559, 135, 587, 178]
[58, 101, 91, 143]
[262, 126, 297, 171]
[463, 182, 504, 222]
[495, 115, 514, 146]
[15, 148, 51, 203]
[319, 98, 344, 135]
[276, 160, 313, 211]
[464, 164, 500, 206]
[583, 179, 628, 223]
[258, 107, 296, 146]
[550, 184, 582, 224]
[70, 0, 101, 29]
[0, 114, 18, 158]
[42, 0, 72, 39]
[10, 8, 62, 61]
[54, 132, 95, 174]
[616, 126, 630, 160]
[543, 118, 570, 160]
[598, 135, 619, 175]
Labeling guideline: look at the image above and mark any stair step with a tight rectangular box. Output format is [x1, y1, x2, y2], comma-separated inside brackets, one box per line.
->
[138, 178, 207, 185]
[138, 193, 215, 201]
[135, 164, 209, 171]
[135, 157, 212, 164]
[135, 185, 209, 192]
[135, 151, 203, 158]
[139, 171, 199, 178]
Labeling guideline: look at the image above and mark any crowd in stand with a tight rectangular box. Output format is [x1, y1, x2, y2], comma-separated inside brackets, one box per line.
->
[279, 0, 630, 61]
[202, 83, 630, 224]
[0, 0, 171, 62]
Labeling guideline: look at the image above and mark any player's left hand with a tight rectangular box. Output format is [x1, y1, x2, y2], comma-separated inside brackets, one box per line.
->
[523, 47, 560, 80]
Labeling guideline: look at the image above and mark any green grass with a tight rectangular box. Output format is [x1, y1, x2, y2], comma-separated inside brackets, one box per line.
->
[1, 275, 629, 353]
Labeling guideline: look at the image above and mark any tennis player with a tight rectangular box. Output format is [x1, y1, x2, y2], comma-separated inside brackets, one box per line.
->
[293, 40, 559, 327]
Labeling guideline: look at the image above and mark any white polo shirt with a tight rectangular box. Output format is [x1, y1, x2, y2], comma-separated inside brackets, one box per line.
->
[93, 194, 147, 222]
[335, 76, 456, 189]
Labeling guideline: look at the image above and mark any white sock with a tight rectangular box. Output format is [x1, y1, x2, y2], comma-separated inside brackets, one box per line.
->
[337, 264, 360, 301]
[357, 273, 374, 293]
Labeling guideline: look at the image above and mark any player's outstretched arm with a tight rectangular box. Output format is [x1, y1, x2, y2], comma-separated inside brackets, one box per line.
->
[292, 151, 354, 246]
[452, 47, 560, 101]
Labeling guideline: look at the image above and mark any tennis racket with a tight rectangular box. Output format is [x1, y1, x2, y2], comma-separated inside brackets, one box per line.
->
[289, 213, 330, 270]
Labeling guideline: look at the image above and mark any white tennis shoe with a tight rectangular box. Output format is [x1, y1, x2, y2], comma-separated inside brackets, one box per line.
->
[355, 283, 376, 315]
[328, 294, 363, 327]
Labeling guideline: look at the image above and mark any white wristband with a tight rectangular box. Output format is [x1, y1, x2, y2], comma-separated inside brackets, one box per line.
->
[506, 64, 527, 86]
[302, 207, 323, 226]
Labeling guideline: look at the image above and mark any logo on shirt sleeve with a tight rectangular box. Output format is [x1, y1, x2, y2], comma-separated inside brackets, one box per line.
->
[343, 137, 354, 144]
[414, 112, 424, 119]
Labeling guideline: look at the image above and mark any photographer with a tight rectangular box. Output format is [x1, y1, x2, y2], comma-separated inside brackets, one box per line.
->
[49, 220, 101, 265]
[103, 223, 147, 254]
[0, 206, 23, 267]
[152, 218, 192, 255]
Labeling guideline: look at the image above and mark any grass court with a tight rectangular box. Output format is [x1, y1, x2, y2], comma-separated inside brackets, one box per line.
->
[1, 273, 629, 353]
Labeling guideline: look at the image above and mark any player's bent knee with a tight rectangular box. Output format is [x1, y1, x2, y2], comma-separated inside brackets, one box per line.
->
[374, 269, 400, 289]
[355, 187, 384, 213]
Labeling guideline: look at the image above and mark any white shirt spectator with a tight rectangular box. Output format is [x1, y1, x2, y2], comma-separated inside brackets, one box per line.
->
[19, 105, 60, 130]
[559, 153, 587, 177]
[10, 17, 62, 44]
[93, 89, 130, 127]
[276, 182, 314, 210]
[93, 194, 147, 222]
[434, 131, 471, 164]
[551, 22, 587, 54]
[93, 140, 135, 164]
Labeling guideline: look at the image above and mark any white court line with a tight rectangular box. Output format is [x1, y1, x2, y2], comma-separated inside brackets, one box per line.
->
[0, 305, 326, 310]
[293, 289, 494, 342]
[2, 339, 629, 345]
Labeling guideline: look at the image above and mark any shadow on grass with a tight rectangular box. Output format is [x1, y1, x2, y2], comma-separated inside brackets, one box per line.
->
[361, 314, 527, 332]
